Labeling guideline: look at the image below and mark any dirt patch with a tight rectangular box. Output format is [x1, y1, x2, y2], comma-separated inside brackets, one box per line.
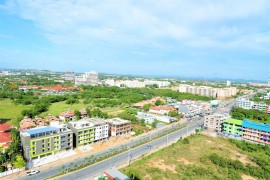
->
[231, 151, 257, 166]
[177, 158, 193, 165]
[241, 174, 257, 180]
[151, 160, 177, 173]
[206, 140, 212, 143]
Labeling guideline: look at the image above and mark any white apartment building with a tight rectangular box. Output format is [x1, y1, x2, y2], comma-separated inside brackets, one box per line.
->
[75, 71, 98, 86]
[137, 112, 157, 124]
[179, 84, 237, 99]
[103, 79, 170, 88]
[236, 98, 254, 109]
[88, 118, 109, 141]
[204, 113, 230, 132]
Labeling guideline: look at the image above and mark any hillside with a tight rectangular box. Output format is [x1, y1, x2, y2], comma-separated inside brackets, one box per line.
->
[121, 134, 270, 180]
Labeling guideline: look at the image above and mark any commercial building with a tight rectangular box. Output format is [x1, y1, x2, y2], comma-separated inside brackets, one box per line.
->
[67, 120, 95, 147]
[20, 122, 73, 160]
[222, 118, 243, 137]
[75, 71, 98, 86]
[106, 118, 131, 136]
[242, 119, 270, 145]
[179, 84, 237, 99]
[235, 98, 254, 109]
[204, 113, 230, 132]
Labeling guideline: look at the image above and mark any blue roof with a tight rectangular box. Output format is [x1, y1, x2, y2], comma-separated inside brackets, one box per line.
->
[242, 119, 270, 133]
[26, 126, 58, 135]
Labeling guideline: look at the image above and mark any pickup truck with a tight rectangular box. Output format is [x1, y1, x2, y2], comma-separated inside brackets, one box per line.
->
[26, 170, 40, 176]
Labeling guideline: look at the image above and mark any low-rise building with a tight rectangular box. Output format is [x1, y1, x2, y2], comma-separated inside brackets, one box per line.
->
[222, 118, 243, 137]
[59, 110, 75, 121]
[106, 118, 131, 136]
[242, 119, 270, 145]
[236, 98, 254, 109]
[0, 123, 12, 151]
[20, 122, 73, 160]
[88, 118, 109, 141]
[149, 106, 177, 115]
[204, 113, 230, 132]
[137, 112, 157, 124]
[67, 120, 95, 147]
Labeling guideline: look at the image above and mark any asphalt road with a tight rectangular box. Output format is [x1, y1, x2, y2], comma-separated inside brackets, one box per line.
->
[17, 120, 202, 180]
[57, 121, 202, 180]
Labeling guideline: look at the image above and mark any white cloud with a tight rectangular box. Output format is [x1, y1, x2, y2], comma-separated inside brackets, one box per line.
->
[3, 0, 270, 51]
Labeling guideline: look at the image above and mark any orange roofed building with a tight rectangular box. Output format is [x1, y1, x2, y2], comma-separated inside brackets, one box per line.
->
[149, 106, 177, 115]
[59, 110, 75, 120]
[0, 123, 12, 151]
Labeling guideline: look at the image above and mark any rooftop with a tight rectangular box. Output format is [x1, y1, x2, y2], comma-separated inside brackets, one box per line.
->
[0, 123, 11, 132]
[224, 118, 243, 125]
[242, 119, 270, 132]
[103, 169, 130, 180]
[22, 126, 58, 136]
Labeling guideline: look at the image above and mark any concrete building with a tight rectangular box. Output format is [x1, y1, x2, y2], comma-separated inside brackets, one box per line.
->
[106, 118, 131, 136]
[204, 113, 230, 132]
[222, 118, 243, 137]
[242, 119, 270, 145]
[236, 98, 254, 109]
[67, 120, 95, 148]
[137, 112, 157, 124]
[20, 122, 73, 160]
[75, 71, 98, 86]
[226, 80, 231, 87]
[88, 118, 109, 141]
[149, 106, 177, 115]
[179, 84, 237, 100]
[103, 79, 170, 88]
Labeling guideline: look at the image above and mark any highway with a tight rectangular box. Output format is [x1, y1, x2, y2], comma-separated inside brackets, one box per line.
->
[16, 120, 202, 180]
[56, 121, 202, 180]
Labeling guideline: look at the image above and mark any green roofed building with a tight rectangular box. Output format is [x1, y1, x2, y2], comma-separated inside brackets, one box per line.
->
[223, 118, 243, 137]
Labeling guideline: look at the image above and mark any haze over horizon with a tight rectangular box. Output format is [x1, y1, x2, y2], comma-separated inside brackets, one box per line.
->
[0, 0, 270, 80]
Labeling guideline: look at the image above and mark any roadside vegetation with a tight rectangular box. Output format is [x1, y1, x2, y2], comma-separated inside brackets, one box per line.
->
[121, 134, 270, 180]
[231, 107, 270, 123]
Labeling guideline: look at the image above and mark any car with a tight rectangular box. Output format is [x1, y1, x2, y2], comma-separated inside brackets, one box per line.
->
[26, 170, 40, 176]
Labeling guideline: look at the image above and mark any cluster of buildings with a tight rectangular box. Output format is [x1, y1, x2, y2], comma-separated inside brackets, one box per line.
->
[20, 118, 131, 160]
[236, 98, 270, 114]
[203, 113, 270, 145]
[103, 79, 170, 88]
[75, 71, 99, 86]
[179, 84, 237, 100]
[168, 100, 211, 117]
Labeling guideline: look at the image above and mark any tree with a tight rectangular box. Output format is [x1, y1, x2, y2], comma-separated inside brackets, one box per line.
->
[155, 100, 163, 106]
[13, 155, 26, 168]
[168, 110, 179, 118]
[143, 104, 152, 111]
[74, 110, 81, 120]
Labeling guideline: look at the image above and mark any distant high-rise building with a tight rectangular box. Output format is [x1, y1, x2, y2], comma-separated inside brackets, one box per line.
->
[226, 80, 231, 87]
[75, 71, 98, 86]
[61, 72, 75, 82]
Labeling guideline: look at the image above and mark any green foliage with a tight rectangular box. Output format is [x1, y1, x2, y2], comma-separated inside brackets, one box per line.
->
[151, 120, 158, 128]
[155, 99, 163, 106]
[143, 104, 152, 111]
[74, 110, 81, 120]
[117, 111, 137, 122]
[87, 108, 109, 118]
[231, 107, 270, 123]
[13, 155, 26, 168]
[182, 138, 190, 144]
[168, 110, 179, 118]
[66, 97, 79, 104]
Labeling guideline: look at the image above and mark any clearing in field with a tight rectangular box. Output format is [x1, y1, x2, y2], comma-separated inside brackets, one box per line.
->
[121, 134, 267, 180]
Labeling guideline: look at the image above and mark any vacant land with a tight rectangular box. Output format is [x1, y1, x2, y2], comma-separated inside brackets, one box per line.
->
[0, 99, 33, 125]
[121, 134, 270, 180]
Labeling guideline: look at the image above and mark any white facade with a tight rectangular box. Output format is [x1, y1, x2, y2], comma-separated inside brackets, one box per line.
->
[137, 112, 157, 124]
[103, 79, 170, 88]
[204, 113, 230, 132]
[236, 98, 254, 109]
[88, 119, 109, 141]
[75, 71, 98, 86]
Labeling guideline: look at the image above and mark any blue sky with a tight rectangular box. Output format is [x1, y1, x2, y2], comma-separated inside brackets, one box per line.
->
[0, 0, 270, 80]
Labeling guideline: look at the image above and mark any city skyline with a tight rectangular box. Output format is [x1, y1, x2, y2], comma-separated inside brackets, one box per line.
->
[1, 0, 270, 80]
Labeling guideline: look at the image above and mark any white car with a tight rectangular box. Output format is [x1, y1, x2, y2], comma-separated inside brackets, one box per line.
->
[26, 170, 40, 176]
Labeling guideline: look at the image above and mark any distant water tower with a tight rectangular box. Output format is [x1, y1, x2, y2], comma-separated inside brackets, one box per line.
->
[226, 80, 231, 87]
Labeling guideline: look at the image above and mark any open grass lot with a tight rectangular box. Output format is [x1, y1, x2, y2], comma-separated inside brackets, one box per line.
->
[121, 134, 270, 180]
[40, 100, 92, 117]
[0, 99, 33, 125]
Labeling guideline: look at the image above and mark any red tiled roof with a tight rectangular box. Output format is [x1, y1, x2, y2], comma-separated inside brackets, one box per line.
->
[0, 123, 11, 132]
[0, 132, 11, 143]
[59, 110, 75, 117]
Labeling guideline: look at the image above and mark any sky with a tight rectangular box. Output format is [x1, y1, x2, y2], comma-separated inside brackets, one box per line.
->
[0, 0, 270, 81]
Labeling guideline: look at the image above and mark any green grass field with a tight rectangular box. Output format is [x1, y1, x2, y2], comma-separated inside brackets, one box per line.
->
[0, 99, 33, 125]
[121, 134, 262, 180]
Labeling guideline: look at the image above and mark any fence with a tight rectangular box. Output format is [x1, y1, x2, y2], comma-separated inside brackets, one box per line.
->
[0, 167, 25, 177]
